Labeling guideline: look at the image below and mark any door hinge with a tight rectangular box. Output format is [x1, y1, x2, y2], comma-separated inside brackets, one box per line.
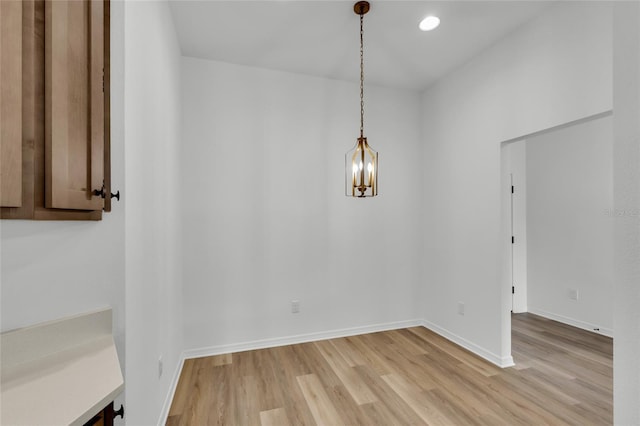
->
[102, 68, 105, 93]
[512, 286, 515, 294]
[511, 185, 514, 194]
[512, 236, 515, 244]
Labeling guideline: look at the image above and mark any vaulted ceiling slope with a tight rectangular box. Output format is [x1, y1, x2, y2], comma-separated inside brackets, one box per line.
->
[169, 1, 554, 91]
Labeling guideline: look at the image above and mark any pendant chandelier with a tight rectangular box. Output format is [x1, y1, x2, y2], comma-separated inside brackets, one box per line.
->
[346, 1, 378, 198]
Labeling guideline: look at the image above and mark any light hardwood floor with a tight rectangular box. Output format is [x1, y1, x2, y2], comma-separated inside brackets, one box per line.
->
[167, 313, 612, 425]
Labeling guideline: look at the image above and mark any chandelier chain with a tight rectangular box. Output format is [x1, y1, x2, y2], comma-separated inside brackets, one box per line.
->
[360, 12, 364, 139]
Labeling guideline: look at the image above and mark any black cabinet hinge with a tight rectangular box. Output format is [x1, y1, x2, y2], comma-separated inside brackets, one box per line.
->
[512, 286, 515, 294]
[511, 185, 514, 194]
[512, 236, 515, 244]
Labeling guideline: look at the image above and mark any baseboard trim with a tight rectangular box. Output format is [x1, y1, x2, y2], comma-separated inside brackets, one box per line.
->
[157, 356, 185, 426]
[182, 319, 423, 360]
[527, 308, 613, 338]
[420, 319, 514, 368]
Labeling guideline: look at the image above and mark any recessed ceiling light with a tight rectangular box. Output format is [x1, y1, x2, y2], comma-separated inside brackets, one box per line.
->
[419, 16, 440, 32]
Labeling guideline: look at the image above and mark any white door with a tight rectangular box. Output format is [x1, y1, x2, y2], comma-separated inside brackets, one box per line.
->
[510, 140, 528, 313]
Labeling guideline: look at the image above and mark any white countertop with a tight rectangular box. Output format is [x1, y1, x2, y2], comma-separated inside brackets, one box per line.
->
[1, 308, 124, 426]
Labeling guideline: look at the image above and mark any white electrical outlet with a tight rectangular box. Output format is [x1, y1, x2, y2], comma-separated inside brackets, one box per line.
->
[569, 289, 579, 301]
[458, 302, 465, 316]
[291, 300, 300, 314]
[158, 356, 163, 378]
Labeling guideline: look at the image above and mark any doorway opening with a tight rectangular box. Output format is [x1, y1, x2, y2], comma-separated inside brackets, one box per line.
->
[500, 110, 614, 364]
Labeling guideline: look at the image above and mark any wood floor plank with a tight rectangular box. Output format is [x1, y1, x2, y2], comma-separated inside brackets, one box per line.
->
[357, 331, 442, 393]
[386, 329, 429, 355]
[421, 388, 488, 426]
[167, 358, 195, 417]
[296, 373, 343, 426]
[252, 348, 286, 411]
[548, 351, 613, 391]
[450, 360, 569, 425]
[234, 375, 260, 425]
[510, 366, 581, 406]
[360, 333, 439, 392]
[408, 326, 502, 377]
[270, 345, 317, 425]
[411, 354, 497, 420]
[314, 339, 378, 405]
[325, 384, 370, 426]
[489, 369, 585, 425]
[381, 373, 452, 426]
[167, 313, 612, 425]
[208, 353, 232, 367]
[203, 365, 233, 425]
[180, 361, 218, 426]
[358, 401, 415, 426]
[525, 356, 577, 380]
[165, 415, 181, 426]
[343, 334, 394, 375]
[292, 342, 343, 389]
[259, 407, 290, 426]
[327, 337, 367, 367]
[353, 364, 427, 426]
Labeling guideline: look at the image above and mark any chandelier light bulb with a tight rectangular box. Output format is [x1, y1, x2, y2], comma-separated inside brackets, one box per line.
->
[419, 15, 440, 31]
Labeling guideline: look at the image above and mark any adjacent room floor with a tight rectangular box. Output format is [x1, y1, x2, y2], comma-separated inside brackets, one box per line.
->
[167, 313, 613, 425]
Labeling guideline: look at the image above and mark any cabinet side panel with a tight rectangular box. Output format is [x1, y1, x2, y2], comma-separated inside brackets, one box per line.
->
[0, 0, 23, 207]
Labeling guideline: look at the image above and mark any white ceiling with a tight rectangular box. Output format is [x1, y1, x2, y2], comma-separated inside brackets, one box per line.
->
[169, 1, 554, 91]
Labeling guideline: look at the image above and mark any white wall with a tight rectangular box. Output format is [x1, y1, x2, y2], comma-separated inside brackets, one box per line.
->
[180, 57, 423, 352]
[420, 1, 612, 366]
[124, 1, 183, 424]
[613, 2, 640, 423]
[526, 115, 613, 335]
[0, 220, 125, 340]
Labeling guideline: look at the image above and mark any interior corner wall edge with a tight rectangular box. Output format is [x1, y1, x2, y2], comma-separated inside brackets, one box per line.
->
[124, 1, 183, 425]
[420, 1, 613, 363]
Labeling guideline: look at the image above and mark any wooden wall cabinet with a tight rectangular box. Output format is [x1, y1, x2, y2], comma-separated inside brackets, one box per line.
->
[0, 0, 23, 209]
[0, 0, 111, 221]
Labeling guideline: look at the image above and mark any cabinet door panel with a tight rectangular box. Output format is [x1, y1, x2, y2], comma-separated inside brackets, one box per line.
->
[0, 0, 23, 207]
[45, 0, 103, 210]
